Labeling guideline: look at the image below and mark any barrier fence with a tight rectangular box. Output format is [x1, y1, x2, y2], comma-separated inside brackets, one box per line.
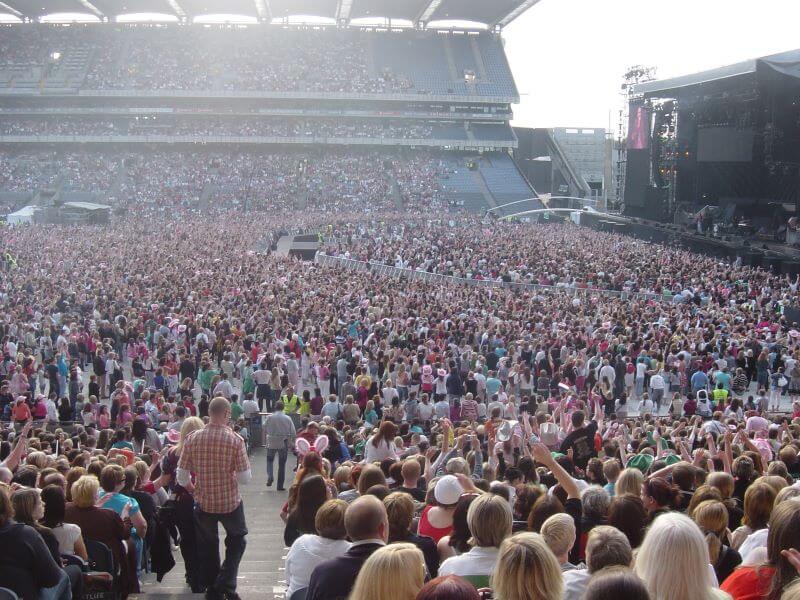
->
[314, 252, 672, 302]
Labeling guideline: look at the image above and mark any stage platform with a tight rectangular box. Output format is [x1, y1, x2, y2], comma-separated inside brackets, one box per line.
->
[579, 211, 800, 274]
[274, 235, 321, 259]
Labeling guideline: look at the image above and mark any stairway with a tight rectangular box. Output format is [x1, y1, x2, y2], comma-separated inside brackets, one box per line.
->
[105, 158, 129, 206]
[470, 167, 497, 209]
[365, 33, 378, 79]
[199, 182, 217, 210]
[465, 122, 475, 141]
[469, 36, 489, 82]
[45, 44, 94, 89]
[138, 450, 290, 600]
[442, 35, 460, 82]
[295, 192, 309, 210]
[388, 175, 404, 210]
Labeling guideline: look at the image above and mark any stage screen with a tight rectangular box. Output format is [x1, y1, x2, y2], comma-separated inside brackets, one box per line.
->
[697, 127, 754, 162]
[627, 105, 650, 150]
[623, 149, 650, 207]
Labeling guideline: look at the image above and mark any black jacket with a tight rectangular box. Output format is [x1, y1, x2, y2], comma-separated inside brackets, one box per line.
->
[0, 521, 63, 598]
[306, 542, 383, 600]
[397, 533, 439, 578]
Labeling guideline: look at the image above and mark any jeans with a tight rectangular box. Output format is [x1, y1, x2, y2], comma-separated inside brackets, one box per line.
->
[194, 501, 248, 595]
[267, 446, 288, 487]
[651, 388, 664, 411]
[175, 496, 201, 589]
[256, 384, 270, 412]
[635, 377, 645, 398]
[39, 568, 71, 600]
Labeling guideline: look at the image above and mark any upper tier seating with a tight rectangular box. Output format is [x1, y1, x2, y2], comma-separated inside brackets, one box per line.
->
[0, 25, 518, 99]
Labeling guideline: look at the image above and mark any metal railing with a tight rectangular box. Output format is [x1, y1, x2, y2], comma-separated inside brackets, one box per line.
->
[0, 134, 516, 149]
[314, 252, 672, 301]
[0, 88, 517, 104]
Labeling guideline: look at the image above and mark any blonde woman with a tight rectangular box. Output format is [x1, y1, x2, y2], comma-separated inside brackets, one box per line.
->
[438, 491, 513, 584]
[614, 467, 644, 497]
[693, 500, 742, 583]
[349, 542, 425, 600]
[491, 532, 562, 600]
[634, 512, 730, 600]
[159, 416, 205, 592]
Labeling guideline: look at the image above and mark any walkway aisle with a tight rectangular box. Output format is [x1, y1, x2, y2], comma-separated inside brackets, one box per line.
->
[136, 449, 290, 600]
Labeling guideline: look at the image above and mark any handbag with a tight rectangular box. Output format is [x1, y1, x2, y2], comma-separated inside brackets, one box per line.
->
[778, 376, 788, 387]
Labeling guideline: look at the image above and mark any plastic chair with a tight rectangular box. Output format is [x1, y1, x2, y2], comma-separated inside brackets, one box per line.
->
[0, 588, 19, 600]
[0, 566, 35, 599]
[85, 539, 116, 576]
[61, 553, 88, 571]
[290, 588, 308, 600]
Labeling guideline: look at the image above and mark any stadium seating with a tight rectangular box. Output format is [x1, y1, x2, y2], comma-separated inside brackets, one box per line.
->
[438, 157, 490, 212]
[0, 26, 517, 99]
[478, 153, 542, 213]
[0, 24, 536, 213]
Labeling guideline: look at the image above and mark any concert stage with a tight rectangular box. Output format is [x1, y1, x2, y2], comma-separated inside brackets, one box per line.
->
[274, 234, 321, 259]
[624, 48, 800, 229]
[578, 210, 800, 274]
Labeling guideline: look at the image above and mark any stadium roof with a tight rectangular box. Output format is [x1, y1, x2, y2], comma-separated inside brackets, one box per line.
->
[0, 0, 543, 26]
[634, 48, 800, 97]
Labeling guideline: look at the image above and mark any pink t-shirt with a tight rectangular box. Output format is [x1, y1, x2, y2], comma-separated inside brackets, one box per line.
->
[745, 416, 769, 433]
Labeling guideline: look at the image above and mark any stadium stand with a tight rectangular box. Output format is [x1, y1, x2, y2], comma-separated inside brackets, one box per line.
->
[0, 22, 537, 213]
[481, 153, 538, 204]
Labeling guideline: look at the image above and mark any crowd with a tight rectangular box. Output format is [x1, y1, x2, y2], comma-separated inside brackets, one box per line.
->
[323, 218, 798, 296]
[1, 202, 800, 599]
[0, 150, 455, 211]
[0, 117, 436, 140]
[0, 25, 491, 95]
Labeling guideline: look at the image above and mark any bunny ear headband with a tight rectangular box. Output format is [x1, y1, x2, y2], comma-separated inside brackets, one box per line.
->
[295, 435, 329, 457]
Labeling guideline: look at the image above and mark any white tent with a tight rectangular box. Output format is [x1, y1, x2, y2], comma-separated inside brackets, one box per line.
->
[5, 205, 38, 225]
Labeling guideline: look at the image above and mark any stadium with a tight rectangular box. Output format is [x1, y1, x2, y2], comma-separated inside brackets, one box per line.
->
[0, 1, 543, 219]
[2, 3, 800, 600]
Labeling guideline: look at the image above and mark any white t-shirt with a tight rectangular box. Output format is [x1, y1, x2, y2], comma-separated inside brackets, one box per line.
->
[746, 416, 770, 433]
[439, 546, 500, 578]
[636, 362, 648, 379]
[650, 374, 665, 390]
[252, 369, 271, 385]
[51, 522, 82, 555]
[382, 387, 399, 405]
[474, 373, 486, 392]
[242, 399, 260, 418]
[285, 534, 352, 596]
[562, 568, 591, 600]
[418, 402, 434, 421]
[738, 528, 769, 565]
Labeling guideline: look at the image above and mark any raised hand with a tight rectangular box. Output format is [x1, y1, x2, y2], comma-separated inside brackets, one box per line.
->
[530, 442, 552, 465]
[781, 548, 800, 574]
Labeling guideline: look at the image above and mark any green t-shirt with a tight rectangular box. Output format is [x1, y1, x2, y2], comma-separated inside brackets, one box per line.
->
[199, 368, 218, 390]
[231, 402, 243, 421]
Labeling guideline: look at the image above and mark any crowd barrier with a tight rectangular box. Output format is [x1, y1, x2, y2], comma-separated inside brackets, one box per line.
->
[314, 252, 672, 302]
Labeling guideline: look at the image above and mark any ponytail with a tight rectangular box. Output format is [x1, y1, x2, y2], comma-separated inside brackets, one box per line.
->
[703, 529, 722, 564]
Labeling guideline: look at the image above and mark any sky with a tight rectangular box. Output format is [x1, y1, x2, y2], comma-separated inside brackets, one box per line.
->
[503, 0, 800, 131]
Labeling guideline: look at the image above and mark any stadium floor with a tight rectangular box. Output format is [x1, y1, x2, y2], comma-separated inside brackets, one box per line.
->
[136, 448, 289, 600]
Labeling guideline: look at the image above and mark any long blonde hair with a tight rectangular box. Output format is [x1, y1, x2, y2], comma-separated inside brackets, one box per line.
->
[634, 512, 716, 600]
[176, 416, 205, 453]
[615, 468, 644, 497]
[492, 532, 562, 600]
[692, 499, 729, 565]
[349, 543, 425, 600]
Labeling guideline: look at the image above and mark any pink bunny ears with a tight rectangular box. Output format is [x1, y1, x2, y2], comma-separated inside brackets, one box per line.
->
[295, 435, 329, 457]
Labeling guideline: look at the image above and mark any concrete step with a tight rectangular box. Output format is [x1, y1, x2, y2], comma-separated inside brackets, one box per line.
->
[140, 449, 291, 598]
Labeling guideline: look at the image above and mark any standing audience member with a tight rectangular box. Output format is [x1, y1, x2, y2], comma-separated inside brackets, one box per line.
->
[177, 396, 251, 600]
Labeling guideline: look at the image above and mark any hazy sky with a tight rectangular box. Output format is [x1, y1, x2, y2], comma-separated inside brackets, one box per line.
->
[503, 0, 800, 131]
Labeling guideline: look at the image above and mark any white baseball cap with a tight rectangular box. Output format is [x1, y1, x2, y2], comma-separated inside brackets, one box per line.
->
[434, 474, 464, 506]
